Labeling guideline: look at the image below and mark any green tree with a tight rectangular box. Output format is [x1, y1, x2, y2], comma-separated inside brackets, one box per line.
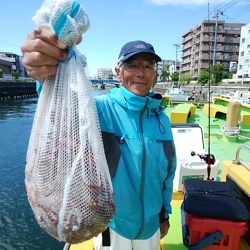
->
[12, 70, 19, 80]
[211, 64, 224, 85]
[180, 73, 192, 85]
[198, 64, 225, 86]
[197, 69, 209, 86]
[160, 64, 170, 82]
[171, 71, 179, 83]
[0, 69, 3, 78]
[223, 72, 232, 79]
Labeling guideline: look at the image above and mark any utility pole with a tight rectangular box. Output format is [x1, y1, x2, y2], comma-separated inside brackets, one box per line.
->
[212, 9, 223, 66]
[173, 43, 181, 85]
[173, 43, 180, 71]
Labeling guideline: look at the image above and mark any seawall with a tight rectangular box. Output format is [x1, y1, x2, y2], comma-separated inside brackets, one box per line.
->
[0, 80, 37, 100]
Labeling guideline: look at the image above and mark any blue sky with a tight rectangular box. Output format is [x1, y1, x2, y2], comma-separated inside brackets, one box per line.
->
[0, 0, 249, 76]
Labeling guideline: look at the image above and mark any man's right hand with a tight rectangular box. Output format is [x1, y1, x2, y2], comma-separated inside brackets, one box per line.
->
[21, 27, 70, 82]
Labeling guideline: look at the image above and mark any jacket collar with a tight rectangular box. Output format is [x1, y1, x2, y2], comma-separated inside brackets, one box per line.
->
[109, 86, 162, 112]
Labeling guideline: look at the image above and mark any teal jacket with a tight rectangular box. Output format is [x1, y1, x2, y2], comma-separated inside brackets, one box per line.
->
[95, 86, 176, 240]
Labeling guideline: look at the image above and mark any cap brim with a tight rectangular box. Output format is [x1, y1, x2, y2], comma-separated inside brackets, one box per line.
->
[120, 51, 162, 62]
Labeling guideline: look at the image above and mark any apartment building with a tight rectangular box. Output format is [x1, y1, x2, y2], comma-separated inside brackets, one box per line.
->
[181, 20, 245, 78]
[237, 24, 250, 79]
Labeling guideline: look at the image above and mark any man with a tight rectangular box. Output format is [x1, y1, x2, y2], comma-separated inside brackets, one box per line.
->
[22, 29, 176, 250]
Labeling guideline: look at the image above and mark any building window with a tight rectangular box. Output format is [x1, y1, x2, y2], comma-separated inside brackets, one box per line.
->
[242, 38, 245, 43]
[225, 36, 233, 43]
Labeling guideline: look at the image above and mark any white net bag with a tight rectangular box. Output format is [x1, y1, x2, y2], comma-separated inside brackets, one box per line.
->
[25, 0, 115, 244]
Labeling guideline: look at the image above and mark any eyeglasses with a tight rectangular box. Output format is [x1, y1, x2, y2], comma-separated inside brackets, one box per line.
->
[122, 62, 157, 73]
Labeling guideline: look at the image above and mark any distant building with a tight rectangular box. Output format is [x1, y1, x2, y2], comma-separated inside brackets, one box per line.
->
[0, 52, 27, 77]
[157, 60, 180, 82]
[237, 24, 250, 79]
[0, 59, 12, 74]
[181, 20, 245, 78]
[97, 68, 113, 80]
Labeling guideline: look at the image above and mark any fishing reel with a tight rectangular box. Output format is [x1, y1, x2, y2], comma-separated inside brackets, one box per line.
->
[191, 151, 216, 181]
[191, 151, 216, 165]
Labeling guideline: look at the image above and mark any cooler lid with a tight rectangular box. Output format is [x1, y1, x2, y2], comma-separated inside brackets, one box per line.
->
[171, 124, 205, 161]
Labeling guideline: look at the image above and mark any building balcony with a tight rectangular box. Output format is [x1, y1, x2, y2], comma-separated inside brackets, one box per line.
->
[182, 59, 191, 64]
[224, 56, 239, 61]
[200, 62, 210, 68]
[182, 51, 192, 57]
[201, 36, 213, 43]
[214, 55, 224, 60]
[216, 46, 224, 51]
[200, 54, 210, 60]
[182, 35, 193, 43]
[200, 45, 211, 51]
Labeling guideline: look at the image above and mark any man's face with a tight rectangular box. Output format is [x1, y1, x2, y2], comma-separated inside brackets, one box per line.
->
[116, 53, 157, 96]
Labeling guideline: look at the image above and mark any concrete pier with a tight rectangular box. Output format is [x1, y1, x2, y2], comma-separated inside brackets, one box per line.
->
[0, 80, 37, 100]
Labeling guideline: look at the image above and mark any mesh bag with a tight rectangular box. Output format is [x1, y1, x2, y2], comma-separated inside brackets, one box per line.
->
[25, 0, 115, 244]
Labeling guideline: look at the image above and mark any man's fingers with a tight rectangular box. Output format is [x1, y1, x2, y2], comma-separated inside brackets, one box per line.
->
[22, 51, 60, 67]
[25, 65, 58, 81]
[22, 39, 68, 61]
[36, 27, 68, 49]
[28, 27, 67, 49]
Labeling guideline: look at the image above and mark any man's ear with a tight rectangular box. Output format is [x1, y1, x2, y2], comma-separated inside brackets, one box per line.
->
[115, 67, 122, 81]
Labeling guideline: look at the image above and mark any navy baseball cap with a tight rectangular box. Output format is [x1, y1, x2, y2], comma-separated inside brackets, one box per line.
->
[118, 40, 162, 63]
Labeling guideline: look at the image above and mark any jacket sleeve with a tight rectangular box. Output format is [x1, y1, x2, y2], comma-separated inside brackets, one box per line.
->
[36, 81, 43, 95]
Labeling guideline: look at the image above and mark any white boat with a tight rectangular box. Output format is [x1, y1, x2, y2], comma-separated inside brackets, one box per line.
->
[220, 90, 250, 105]
[165, 87, 193, 102]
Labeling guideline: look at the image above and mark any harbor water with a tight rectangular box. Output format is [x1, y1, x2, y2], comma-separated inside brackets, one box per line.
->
[0, 89, 107, 250]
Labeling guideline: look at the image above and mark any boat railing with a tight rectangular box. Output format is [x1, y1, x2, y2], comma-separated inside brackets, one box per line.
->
[63, 243, 70, 250]
[233, 145, 250, 169]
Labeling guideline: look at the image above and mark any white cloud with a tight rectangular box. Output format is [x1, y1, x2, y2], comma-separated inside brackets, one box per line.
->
[148, 0, 231, 6]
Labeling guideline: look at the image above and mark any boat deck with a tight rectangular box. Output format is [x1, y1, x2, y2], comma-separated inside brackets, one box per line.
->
[67, 193, 249, 250]
[164, 105, 250, 179]
[65, 103, 250, 250]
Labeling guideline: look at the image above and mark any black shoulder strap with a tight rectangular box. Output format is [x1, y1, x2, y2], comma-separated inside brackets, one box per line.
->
[163, 140, 175, 173]
[102, 227, 111, 246]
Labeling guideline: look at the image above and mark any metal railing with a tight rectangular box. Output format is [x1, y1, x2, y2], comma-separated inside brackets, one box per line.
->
[233, 145, 250, 169]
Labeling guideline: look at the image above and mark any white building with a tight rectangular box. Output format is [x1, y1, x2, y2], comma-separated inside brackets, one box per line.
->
[0, 52, 28, 77]
[157, 59, 180, 82]
[237, 24, 250, 78]
[97, 68, 113, 79]
[0, 52, 18, 70]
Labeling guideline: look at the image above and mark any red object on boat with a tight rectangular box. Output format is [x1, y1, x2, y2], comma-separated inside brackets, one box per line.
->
[186, 213, 248, 250]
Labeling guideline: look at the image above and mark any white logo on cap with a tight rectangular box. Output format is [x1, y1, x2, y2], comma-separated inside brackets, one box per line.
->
[134, 44, 146, 49]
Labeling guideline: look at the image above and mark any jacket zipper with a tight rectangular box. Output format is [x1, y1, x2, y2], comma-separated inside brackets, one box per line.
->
[136, 100, 149, 238]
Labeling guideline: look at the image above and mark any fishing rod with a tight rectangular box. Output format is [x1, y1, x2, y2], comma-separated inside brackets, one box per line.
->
[207, 0, 211, 180]
[189, 1, 216, 180]
[207, 0, 214, 180]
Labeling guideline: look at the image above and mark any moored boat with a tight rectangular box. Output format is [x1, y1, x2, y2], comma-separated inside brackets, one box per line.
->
[164, 87, 193, 102]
